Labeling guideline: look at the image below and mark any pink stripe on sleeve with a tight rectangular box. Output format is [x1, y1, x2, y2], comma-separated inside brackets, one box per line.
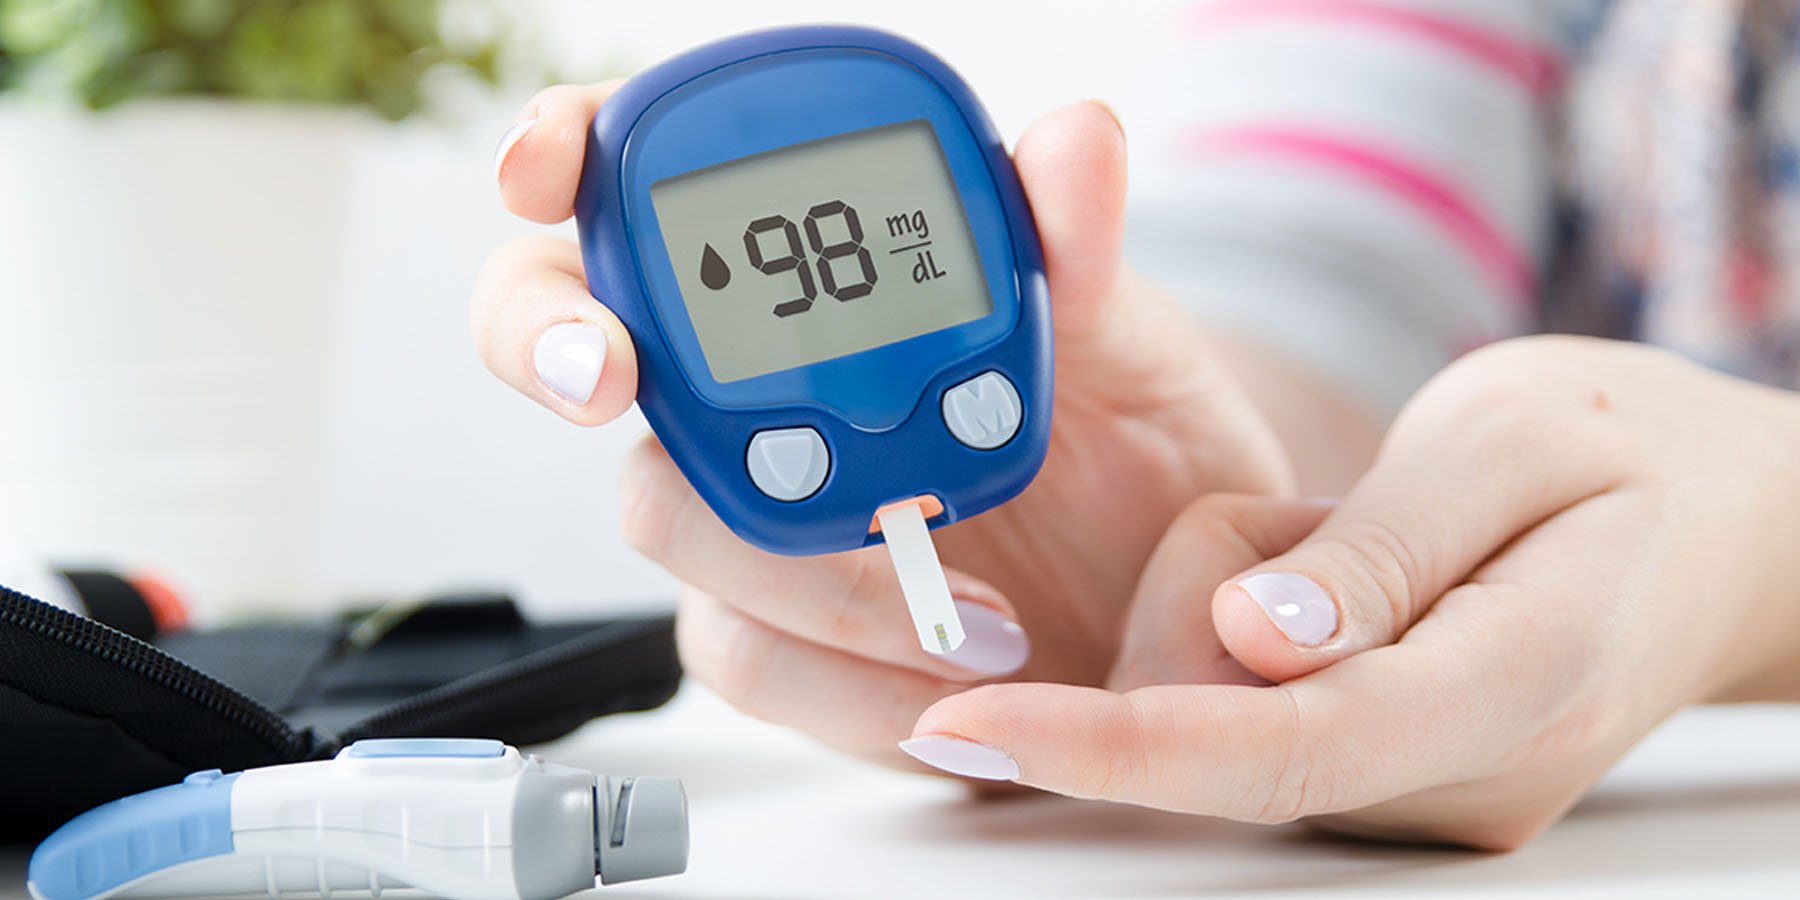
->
[1186, 0, 1563, 96]
[1188, 126, 1537, 309]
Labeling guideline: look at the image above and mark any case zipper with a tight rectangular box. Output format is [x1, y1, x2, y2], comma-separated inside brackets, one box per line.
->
[0, 582, 310, 759]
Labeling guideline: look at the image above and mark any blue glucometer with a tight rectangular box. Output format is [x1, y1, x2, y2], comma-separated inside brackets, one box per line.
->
[575, 26, 1049, 558]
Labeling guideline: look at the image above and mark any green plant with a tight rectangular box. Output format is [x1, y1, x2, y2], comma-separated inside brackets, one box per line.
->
[0, 0, 510, 120]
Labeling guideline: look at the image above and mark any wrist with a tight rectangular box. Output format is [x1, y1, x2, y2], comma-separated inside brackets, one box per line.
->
[1712, 645, 1800, 705]
[1709, 387, 1800, 704]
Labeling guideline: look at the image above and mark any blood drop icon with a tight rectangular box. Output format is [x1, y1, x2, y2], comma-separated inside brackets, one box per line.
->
[699, 243, 731, 290]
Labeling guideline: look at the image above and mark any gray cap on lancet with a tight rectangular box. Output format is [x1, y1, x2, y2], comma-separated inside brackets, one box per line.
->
[595, 775, 689, 884]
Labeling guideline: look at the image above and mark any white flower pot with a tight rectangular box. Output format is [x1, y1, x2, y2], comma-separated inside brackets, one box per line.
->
[0, 99, 363, 613]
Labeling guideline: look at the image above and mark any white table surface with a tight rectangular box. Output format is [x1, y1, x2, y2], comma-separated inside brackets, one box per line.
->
[7, 686, 1799, 899]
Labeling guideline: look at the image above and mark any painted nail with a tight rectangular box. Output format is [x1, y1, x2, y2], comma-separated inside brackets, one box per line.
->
[533, 321, 607, 405]
[941, 600, 1030, 676]
[898, 735, 1020, 781]
[493, 116, 538, 179]
[1236, 572, 1338, 646]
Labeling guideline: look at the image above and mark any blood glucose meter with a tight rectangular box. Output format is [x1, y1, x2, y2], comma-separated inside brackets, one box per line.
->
[575, 27, 1051, 653]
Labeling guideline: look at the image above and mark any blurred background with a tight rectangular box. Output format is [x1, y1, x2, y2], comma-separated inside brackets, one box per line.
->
[0, 0, 1187, 622]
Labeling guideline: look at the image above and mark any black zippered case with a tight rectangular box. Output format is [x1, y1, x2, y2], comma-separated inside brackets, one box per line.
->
[0, 583, 681, 842]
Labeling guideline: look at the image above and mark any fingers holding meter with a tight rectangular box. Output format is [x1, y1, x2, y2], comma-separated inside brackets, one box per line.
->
[577, 27, 1050, 656]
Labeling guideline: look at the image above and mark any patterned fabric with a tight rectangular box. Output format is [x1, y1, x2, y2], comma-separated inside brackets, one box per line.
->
[1552, 0, 1800, 387]
[1152, 0, 1800, 402]
[1140, 0, 1558, 412]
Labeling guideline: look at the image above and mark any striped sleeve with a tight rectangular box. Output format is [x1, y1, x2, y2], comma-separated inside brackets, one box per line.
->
[1125, 0, 1579, 413]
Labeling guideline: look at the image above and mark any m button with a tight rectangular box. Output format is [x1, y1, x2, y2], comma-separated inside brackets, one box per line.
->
[747, 428, 830, 501]
[942, 371, 1022, 450]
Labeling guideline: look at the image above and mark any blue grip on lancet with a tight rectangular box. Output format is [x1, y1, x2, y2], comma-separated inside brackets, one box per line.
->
[28, 771, 238, 900]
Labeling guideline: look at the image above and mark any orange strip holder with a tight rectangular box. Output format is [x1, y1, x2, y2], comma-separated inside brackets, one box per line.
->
[868, 495, 945, 534]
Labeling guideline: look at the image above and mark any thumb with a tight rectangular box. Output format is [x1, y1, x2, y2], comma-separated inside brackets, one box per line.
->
[1014, 100, 1127, 337]
[1211, 418, 1614, 684]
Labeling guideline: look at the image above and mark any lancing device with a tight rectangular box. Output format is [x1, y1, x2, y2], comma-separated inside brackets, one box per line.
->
[575, 26, 1052, 655]
[28, 739, 687, 900]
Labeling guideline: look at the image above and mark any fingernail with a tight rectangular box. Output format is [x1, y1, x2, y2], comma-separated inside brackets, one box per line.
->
[533, 321, 607, 405]
[899, 735, 1020, 781]
[941, 600, 1030, 677]
[493, 116, 537, 179]
[1087, 98, 1125, 139]
[1236, 572, 1338, 646]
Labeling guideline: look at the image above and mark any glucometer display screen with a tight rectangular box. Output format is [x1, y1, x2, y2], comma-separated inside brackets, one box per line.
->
[651, 120, 994, 383]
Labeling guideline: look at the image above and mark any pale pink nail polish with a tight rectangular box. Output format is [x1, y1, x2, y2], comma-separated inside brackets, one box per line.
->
[899, 735, 1020, 781]
[1237, 572, 1338, 646]
[534, 322, 607, 405]
[493, 116, 538, 179]
[941, 600, 1029, 676]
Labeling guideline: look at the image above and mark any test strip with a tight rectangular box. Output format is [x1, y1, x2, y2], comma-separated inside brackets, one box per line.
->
[877, 501, 965, 655]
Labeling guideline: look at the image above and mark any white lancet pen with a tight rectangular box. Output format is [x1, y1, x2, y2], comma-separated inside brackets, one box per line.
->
[878, 501, 966, 655]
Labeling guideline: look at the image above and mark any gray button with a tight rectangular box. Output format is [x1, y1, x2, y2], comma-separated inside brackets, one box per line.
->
[942, 371, 1023, 450]
[746, 427, 829, 501]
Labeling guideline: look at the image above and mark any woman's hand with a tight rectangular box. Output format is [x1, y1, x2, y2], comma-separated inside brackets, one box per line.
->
[904, 335, 1800, 849]
[472, 83, 1313, 765]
